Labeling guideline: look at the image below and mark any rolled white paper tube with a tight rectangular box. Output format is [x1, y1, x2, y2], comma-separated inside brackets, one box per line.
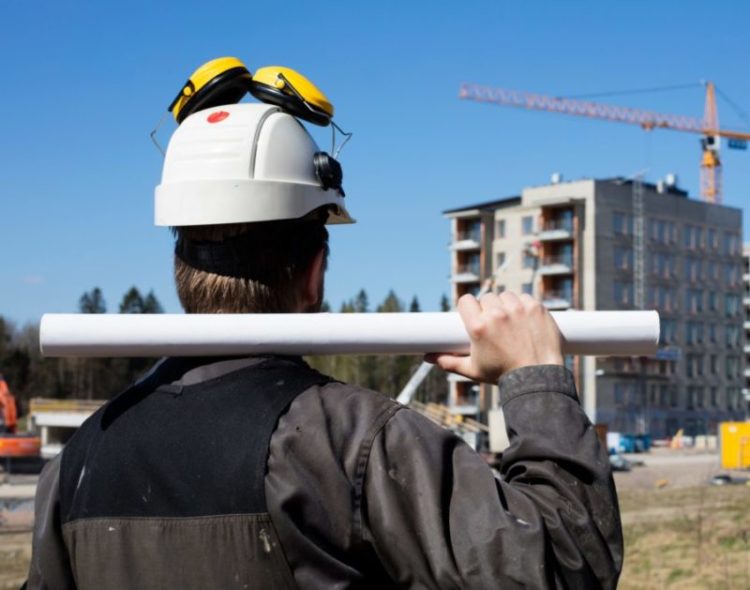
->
[40, 311, 659, 358]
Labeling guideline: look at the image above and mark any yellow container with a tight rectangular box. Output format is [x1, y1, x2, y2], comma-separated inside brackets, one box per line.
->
[719, 422, 750, 469]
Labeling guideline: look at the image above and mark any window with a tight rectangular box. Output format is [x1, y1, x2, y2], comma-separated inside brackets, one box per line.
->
[712, 229, 719, 249]
[615, 247, 633, 271]
[686, 355, 703, 377]
[725, 294, 740, 317]
[522, 252, 536, 269]
[522, 216, 534, 236]
[708, 291, 718, 311]
[496, 252, 506, 269]
[660, 319, 678, 344]
[710, 355, 718, 375]
[670, 387, 679, 408]
[686, 290, 703, 313]
[459, 252, 480, 276]
[724, 263, 738, 285]
[460, 219, 481, 242]
[710, 387, 718, 407]
[522, 282, 533, 295]
[686, 322, 705, 345]
[614, 281, 634, 305]
[651, 286, 678, 312]
[707, 260, 719, 281]
[684, 258, 703, 282]
[726, 325, 740, 348]
[613, 212, 632, 235]
[496, 219, 506, 238]
[683, 224, 694, 249]
[723, 232, 739, 256]
[726, 357, 738, 380]
[614, 384, 625, 406]
[649, 219, 676, 244]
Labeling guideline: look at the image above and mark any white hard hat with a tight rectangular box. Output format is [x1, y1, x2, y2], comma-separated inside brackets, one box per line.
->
[155, 103, 354, 227]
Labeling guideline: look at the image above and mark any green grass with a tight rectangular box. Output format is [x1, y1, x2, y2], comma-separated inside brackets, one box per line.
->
[619, 486, 750, 589]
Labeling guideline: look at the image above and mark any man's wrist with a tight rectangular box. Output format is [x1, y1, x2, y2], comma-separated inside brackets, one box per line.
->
[497, 365, 577, 406]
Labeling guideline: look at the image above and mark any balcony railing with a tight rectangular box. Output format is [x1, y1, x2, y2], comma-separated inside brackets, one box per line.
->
[453, 264, 481, 283]
[542, 290, 573, 310]
[542, 219, 573, 232]
[538, 219, 574, 241]
[452, 230, 482, 251]
[538, 255, 574, 275]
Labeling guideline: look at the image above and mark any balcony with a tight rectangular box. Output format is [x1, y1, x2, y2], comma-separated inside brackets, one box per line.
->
[538, 255, 574, 276]
[449, 380, 479, 415]
[451, 230, 481, 251]
[538, 219, 574, 242]
[542, 290, 572, 310]
[453, 264, 481, 283]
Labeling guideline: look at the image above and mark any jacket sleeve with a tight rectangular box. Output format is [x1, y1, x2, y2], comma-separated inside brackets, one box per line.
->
[361, 365, 623, 589]
[26, 453, 76, 590]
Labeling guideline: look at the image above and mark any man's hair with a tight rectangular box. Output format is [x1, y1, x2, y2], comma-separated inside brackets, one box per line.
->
[173, 209, 329, 314]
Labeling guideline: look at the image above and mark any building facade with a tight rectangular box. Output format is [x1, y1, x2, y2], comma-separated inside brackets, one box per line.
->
[445, 177, 745, 438]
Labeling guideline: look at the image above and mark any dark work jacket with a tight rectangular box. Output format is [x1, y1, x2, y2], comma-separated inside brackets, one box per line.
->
[26, 357, 623, 589]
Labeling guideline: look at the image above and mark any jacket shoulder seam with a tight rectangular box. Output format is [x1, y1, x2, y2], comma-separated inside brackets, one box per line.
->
[351, 401, 404, 544]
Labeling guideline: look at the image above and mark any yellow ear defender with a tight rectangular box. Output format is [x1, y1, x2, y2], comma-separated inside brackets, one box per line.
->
[248, 66, 334, 126]
[168, 57, 253, 124]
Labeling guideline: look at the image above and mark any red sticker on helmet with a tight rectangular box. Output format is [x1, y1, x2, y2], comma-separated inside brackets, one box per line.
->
[207, 111, 230, 124]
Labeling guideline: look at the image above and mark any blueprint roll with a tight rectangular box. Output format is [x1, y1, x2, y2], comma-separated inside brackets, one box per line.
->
[40, 311, 659, 358]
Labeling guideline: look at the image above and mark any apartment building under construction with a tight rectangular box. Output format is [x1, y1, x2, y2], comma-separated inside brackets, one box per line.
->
[445, 176, 745, 438]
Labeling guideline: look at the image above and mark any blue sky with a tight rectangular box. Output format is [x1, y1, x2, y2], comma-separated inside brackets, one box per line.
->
[2, 0, 749, 325]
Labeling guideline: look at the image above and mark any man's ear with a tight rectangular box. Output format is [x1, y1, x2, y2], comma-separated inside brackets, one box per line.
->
[301, 247, 326, 310]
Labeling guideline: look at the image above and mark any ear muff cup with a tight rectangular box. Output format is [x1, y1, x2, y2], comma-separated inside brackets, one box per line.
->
[173, 67, 253, 124]
[313, 152, 344, 194]
[249, 82, 331, 127]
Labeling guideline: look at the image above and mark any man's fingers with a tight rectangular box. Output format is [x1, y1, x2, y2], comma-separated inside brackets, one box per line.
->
[498, 290, 522, 313]
[427, 353, 475, 379]
[457, 294, 485, 340]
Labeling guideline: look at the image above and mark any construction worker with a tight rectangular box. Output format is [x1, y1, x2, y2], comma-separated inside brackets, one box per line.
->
[26, 94, 622, 588]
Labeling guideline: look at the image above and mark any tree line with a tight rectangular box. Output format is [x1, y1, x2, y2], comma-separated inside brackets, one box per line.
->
[1, 288, 451, 416]
[308, 289, 450, 402]
[0, 286, 164, 413]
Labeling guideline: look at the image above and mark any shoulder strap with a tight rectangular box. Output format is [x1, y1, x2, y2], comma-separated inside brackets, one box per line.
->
[60, 356, 332, 522]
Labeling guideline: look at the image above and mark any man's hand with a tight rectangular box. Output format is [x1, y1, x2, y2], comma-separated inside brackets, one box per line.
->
[425, 292, 563, 383]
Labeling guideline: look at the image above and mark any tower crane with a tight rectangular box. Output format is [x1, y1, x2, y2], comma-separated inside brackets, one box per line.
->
[459, 81, 750, 204]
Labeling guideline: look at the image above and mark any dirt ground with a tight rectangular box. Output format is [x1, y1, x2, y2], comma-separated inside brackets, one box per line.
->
[0, 532, 31, 589]
[614, 447, 726, 491]
[1, 448, 747, 588]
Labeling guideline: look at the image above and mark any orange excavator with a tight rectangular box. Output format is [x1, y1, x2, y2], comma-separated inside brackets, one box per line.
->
[0, 375, 41, 459]
[0, 375, 18, 434]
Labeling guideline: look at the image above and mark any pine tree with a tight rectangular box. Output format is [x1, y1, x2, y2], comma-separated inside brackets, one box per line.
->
[440, 293, 451, 312]
[142, 291, 164, 314]
[409, 296, 421, 312]
[354, 289, 369, 313]
[79, 288, 106, 314]
[119, 287, 144, 313]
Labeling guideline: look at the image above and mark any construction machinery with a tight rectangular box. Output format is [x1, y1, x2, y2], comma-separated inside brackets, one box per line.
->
[0, 376, 41, 461]
[459, 81, 750, 204]
[0, 376, 18, 434]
